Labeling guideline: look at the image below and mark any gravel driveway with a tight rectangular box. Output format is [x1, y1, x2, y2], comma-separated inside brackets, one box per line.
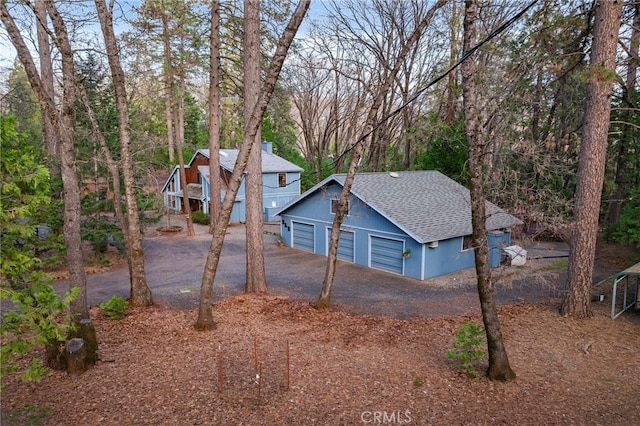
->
[60, 216, 619, 319]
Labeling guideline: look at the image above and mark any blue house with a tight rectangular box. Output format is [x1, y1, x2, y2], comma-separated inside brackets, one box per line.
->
[161, 143, 303, 223]
[276, 171, 523, 280]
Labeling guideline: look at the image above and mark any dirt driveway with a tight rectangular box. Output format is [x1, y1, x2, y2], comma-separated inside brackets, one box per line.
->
[63, 215, 626, 319]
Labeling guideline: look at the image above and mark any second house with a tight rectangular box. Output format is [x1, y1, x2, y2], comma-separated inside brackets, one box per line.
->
[161, 142, 303, 223]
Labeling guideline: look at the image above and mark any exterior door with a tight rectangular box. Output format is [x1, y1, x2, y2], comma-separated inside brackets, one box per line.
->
[292, 221, 314, 252]
[327, 228, 354, 263]
[370, 235, 404, 275]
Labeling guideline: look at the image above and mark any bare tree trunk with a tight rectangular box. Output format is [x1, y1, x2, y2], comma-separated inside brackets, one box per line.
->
[46, 4, 88, 321]
[208, 1, 221, 231]
[195, 0, 310, 330]
[331, 69, 340, 175]
[35, 0, 58, 167]
[95, 0, 153, 307]
[162, 10, 176, 163]
[288, 50, 336, 182]
[462, 0, 515, 381]
[175, 78, 195, 236]
[77, 84, 129, 247]
[165, 93, 175, 163]
[244, 0, 267, 293]
[315, 0, 447, 309]
[606, 3, 639, 225]
[164, 12, 195, 236]
[561, 0, 623, 318]
[445, 0, 458, 125]
[607, 141, 628, 225]
[400, 54, 415, 169]
[77, 77, 132, 302]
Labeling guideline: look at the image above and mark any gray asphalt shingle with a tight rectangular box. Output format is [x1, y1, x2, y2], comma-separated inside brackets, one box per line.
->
[327, 170, 522, 243]
[199, 149, 303, 173]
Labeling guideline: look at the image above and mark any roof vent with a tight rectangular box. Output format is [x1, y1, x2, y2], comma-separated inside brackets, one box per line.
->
[389, 172, 399, 178]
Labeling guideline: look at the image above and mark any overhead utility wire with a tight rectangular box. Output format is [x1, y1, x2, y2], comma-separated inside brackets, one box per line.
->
[264, 0, 540, 190]
[335, 0, 541, 165]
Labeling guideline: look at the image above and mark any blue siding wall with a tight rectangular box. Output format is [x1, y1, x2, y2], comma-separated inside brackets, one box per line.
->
[422, 230, 511, 278]
[231, 179, 246, 223]
[198, 175, 246, 222]
[488, 230, 510, 267]
[262, 172, 301, 222]
[423, 237, 475, 278]
[198, 171, 300, 223]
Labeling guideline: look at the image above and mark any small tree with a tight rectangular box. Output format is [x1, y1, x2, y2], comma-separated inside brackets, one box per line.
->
[99, 296, 129, 320]
[446, 321, 487, 377]
[461, 0, 515, 381]
[1, 281, 78, 382]
[1, 2, 99, 370]
[0, 115, 77, 382]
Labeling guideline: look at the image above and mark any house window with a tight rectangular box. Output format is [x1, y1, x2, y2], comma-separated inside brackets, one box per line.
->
[462, 235, 473, 251]
[331, 199, 349, 215]
[278, 173, 287, 188]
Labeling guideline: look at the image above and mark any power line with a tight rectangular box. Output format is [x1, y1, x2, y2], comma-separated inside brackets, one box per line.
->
[286, 0, 540, 185]
[364, 0, 541, 144]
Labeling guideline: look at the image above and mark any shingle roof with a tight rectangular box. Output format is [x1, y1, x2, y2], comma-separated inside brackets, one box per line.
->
[283, 170, 522, 244]
[198, 149, 303, 173]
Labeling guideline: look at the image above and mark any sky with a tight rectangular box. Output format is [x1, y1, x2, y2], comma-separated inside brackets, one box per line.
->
[0, 0, 329, 83]
[0, 18, 17, 69]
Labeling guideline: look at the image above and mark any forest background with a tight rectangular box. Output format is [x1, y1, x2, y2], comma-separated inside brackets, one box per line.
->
[3, 0, 638, 244]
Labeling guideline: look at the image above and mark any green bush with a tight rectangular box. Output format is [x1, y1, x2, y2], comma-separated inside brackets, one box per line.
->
[191, 210, 210, 225]
[99, 296, 128, 320]
[446, 320, 487, 377]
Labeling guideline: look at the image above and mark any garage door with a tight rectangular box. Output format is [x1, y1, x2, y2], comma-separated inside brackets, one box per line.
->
[292, 221, 314, 252]
[328, 229, 354, 263]
[370, 236, 404, 275]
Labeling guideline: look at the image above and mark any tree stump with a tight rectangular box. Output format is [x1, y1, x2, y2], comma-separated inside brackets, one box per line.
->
[76, 318, 99, 366]
[66, 338, 87, 375]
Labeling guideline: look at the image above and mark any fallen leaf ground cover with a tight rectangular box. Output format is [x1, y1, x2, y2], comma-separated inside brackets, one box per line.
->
[2, 294, 639, 425]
